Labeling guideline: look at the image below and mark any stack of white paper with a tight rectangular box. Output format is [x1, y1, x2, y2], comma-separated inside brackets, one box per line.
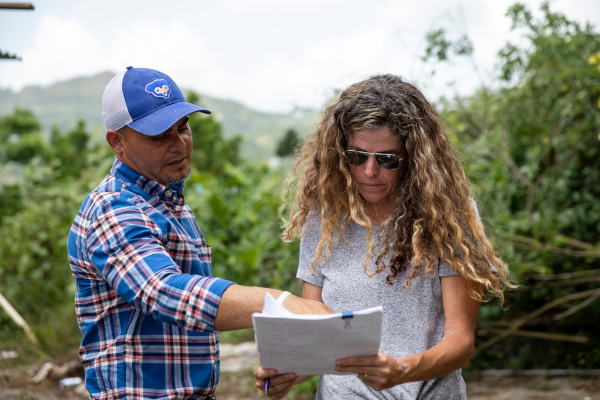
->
[252, 292, 382, 375]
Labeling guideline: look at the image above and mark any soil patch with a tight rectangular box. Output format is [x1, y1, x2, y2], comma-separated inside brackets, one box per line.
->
[1, 345, 599, 399]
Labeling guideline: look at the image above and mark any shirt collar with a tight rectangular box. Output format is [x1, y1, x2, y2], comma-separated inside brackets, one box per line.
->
[110, 156, 184, 200]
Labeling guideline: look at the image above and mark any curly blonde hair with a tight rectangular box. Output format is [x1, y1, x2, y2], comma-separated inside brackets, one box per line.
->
[280, 74, 514, 305]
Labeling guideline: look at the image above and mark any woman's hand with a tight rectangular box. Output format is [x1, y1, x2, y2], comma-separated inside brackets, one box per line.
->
[335, 353, 407, 391]
[254, 366, 298, 399]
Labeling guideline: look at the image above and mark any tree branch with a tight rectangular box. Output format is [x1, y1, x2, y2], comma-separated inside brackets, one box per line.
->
[0, 290, 38, 344]
[477, 327, 588, 343]
[528, 269, 600, 280]
[474, 288, 600, 353]
[553, 292, 600, 321]
[491, 232, 600, 259]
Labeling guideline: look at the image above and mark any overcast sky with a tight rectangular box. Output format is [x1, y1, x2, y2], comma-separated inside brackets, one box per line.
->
[1, 0, 599, 112]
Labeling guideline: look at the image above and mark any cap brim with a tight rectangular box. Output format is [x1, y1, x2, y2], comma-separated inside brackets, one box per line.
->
[128, 101, 211, 136]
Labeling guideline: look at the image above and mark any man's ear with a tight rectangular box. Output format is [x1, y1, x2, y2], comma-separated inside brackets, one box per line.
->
[106, 129, 124, 155]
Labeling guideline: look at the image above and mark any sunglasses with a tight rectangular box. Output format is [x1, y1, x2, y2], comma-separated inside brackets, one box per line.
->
[343, 150, 403, 170]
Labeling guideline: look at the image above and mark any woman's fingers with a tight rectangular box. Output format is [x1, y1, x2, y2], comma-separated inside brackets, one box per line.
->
[254, 367, 277, 391]
[335, 353, 403, 391]
[254, 367, 278, 379]
[255, 366, 278, 380]
[335, 366, 383, 375]
[268, 373, 298, 389]
[335, 354, 389, 374]
[266, 375, 298, 399]
[254, 367, 298, 398]
[336, 354, 386, 367]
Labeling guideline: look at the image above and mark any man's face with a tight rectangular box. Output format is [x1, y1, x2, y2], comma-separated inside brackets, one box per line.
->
[112, 116, 193, 187]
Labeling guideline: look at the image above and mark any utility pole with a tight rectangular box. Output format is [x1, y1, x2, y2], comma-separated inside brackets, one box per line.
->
[0, 2, 35, 60]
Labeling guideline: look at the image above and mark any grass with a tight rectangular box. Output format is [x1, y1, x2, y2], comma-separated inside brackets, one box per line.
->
[219, 328, 255, 344]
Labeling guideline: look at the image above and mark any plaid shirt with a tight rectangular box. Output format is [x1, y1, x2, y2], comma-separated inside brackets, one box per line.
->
[68, 157, 234, 400]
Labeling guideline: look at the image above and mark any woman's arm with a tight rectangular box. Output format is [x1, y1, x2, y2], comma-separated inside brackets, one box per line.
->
[254, 282, 323, 398]
[335, 275, 480, 391]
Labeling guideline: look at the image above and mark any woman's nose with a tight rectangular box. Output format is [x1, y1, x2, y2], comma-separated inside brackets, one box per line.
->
[363, 155, 379, 176]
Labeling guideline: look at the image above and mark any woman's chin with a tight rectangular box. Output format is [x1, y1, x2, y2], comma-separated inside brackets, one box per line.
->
[360, 192, 392, 207]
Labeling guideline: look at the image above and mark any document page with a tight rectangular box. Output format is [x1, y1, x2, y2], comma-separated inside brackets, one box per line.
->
[252, 293, 382, 375]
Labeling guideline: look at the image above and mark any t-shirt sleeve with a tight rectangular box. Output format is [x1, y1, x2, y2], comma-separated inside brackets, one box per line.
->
[438, 259, 461, 277]
[296, 212, 325, 288]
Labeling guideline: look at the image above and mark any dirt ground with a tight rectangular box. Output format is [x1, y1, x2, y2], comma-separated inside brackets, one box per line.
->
[1, 342, 599, 399]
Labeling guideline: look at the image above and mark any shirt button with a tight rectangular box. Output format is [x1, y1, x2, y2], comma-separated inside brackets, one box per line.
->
[165, 189, 172, 197]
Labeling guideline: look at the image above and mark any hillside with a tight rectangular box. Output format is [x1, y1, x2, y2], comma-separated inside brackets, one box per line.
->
[0, 72, 320, 160]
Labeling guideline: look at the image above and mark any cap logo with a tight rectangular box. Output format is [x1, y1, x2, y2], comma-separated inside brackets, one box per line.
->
[145, 79, 171, 99]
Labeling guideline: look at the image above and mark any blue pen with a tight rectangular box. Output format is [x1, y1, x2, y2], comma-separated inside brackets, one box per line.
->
[264, 377, 270, 394]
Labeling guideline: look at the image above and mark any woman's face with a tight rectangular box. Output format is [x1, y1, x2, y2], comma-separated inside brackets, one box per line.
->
[347, 126, 407, 215]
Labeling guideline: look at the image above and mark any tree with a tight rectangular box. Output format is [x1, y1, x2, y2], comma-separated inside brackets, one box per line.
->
[0, 108, 47, 164]
[275, 128, 301, 157]
[186, 91, 242, 176]
[0, 108, 40, 140]
[434, 2, 600, 369]
[50, 119, 91, 179]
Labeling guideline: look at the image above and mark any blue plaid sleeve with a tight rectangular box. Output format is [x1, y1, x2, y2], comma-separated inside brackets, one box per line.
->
[86, 198, 232, 332]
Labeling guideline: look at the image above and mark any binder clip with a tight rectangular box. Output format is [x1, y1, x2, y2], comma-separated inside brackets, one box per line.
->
[341, 311, 353, 328]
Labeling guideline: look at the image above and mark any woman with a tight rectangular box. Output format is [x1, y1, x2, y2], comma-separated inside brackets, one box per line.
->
[255, 74, 513, 399]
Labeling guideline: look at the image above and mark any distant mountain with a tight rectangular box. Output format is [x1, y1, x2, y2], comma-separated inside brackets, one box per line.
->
[0, 72, 320, 160]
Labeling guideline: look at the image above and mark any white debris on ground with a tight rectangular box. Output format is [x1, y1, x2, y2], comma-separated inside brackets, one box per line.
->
[32, 360, 83, 383]
[0, 351, 18, 360]
[220, 341, 260, 373]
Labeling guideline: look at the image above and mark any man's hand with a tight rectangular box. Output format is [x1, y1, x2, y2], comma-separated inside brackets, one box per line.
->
[254, 367, 298, 399]
[278, 293, 333, 315]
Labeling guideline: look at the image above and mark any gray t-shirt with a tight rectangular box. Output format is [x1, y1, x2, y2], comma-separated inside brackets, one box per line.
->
[296, 213, 467, 400]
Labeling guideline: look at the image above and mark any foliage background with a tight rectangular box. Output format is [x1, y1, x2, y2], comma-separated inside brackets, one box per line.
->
[0, 1, 599, 377]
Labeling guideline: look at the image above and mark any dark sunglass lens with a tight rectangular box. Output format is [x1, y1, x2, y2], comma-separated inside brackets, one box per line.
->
[376, 155, 399, 170]
[345, 151, 368, 166]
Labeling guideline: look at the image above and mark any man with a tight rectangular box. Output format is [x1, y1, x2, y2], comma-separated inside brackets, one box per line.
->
[68, 67, 329, 400]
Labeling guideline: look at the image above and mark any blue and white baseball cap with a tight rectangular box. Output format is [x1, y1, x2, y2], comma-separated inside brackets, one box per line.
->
[102, 66, 210, 136]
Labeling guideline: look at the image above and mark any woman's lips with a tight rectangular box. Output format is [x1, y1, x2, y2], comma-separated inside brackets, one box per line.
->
[360, 182, 385, 190]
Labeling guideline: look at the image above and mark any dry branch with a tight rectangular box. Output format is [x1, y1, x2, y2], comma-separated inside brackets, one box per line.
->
[554, 275, 600, 287]
[477, 327, 588, 343]
[0, 290, 38, 344]
[491, 232, 600, 259]
[528, 269, 600, 280]
[553, 291, 600, 321]
[474, 288, 600, 353]
[553, 235, 596, 251]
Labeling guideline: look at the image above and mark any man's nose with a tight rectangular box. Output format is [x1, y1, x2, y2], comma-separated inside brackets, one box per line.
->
[363, 155, 379, 177]
[168, 133, 187, 152]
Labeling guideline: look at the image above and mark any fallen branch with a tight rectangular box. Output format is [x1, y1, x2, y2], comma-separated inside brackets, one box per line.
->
[0, 290, 38, 344]
[516, 275, 600, 292]
[553, 291, 600, 321]
[32, 360, 83, 383]
[477, 327, 588, 344]
[492, 233, 600, 259]
[474, 288, 600, 354]
[475, 369, 600, 376]
[554, 275, 600, 287]
[528, 269, 600, 280]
